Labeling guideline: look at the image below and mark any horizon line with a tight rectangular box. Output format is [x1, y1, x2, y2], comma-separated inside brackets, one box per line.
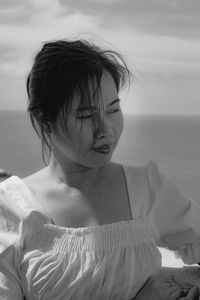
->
[0, 109, 200, 117]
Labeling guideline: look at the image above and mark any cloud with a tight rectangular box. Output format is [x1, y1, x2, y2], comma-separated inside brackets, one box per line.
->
[59, 0, 200, 39]
[97, 28, 200, 76]
[1, 0, 200, 39]
[0, 0, 27, 9]
[28, 0, 61, 20]
[0, 0, 100, 48]
[0, 45, 16, 61]
[0, 0, 32, 25]
[0, 60, 28, 77]
[0, 8, 200, 84]
[0, 0, 199, 114]
[0, 0, 102, 77]
[0, 45, 30, 78]
[85, 0, 123, 3]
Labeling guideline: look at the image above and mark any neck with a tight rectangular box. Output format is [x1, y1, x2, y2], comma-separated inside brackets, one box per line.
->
[47, 155, 106, 192]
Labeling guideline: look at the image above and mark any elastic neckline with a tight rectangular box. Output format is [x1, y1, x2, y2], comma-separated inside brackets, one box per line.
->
[46, 218, 138, 233]
[33, 217, 160, 251]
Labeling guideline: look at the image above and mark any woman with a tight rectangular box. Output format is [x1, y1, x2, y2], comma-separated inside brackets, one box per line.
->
[0, 38, 200, 299]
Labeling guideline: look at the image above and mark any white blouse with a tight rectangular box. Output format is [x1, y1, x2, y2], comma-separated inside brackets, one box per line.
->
[0, 160, 200, 300]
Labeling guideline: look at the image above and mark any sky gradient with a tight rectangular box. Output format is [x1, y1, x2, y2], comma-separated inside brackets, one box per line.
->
[0, 0, 200, 115]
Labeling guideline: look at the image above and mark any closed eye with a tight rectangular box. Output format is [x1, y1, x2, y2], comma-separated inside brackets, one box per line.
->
[108, 108, 120, 114]
[77, 108, 120, 120]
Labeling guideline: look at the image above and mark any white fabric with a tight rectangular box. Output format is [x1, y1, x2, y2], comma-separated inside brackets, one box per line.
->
[0, 161, 200, 300]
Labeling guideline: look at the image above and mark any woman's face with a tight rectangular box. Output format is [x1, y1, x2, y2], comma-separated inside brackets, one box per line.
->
[50, 71, 124, 168]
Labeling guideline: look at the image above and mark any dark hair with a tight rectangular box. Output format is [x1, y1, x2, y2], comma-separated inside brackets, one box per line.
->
[27, 38, 131, 165]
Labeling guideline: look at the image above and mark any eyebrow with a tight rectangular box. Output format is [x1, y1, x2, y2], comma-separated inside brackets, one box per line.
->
[76, 98, 120, 112]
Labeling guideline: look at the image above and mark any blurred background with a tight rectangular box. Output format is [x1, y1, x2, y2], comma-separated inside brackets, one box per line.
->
[0, 0, 200, 267]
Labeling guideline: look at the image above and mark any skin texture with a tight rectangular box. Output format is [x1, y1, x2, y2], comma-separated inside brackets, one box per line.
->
[47, 70, 124, 190]
[133, 271, 200, 300]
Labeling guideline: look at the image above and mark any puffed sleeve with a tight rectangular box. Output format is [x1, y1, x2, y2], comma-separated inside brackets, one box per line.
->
[147, 160, 200, 265]
[0, 186, 25, 299]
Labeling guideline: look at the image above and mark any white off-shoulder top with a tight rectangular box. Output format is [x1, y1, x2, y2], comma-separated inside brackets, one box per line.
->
[0, 160, 200, 300]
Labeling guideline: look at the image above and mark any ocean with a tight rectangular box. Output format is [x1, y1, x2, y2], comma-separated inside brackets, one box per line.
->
[0, 110, 200, 267]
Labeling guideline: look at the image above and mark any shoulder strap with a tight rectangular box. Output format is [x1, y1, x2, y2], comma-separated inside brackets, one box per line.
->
[122, 164, 152, 218]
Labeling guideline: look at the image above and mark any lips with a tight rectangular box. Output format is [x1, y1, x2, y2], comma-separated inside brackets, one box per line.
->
[93, 144, 112, 150]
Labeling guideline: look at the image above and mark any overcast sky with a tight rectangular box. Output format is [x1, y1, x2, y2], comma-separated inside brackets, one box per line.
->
[0, 0, 200, 115]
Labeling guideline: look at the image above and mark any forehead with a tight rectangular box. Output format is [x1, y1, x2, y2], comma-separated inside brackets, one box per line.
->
[71, 71, 118, 110]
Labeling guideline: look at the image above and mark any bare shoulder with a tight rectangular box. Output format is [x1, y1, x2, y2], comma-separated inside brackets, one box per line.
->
[23, 167, 51, 189]
[23, 167, 48, 181]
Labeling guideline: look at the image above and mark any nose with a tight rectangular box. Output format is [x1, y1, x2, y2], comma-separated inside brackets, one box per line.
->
[94, 117, 114, 139]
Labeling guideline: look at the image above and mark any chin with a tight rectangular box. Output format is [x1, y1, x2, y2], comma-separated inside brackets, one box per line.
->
[80, 154, 113, 168]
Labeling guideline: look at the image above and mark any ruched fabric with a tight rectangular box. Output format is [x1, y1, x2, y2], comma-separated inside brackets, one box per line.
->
[0, 161, 200, 299]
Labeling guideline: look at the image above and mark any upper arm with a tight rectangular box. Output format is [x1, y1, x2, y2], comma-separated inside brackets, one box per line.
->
[0, 246, 24, 299]
[146, 161, 200, 237]
[0, 185, 24, 299]
[146, 160, 200, 264]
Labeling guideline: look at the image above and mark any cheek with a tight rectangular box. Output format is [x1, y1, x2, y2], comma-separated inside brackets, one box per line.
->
[71, 122, 94, 151]
[115, 112, 124, 137]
